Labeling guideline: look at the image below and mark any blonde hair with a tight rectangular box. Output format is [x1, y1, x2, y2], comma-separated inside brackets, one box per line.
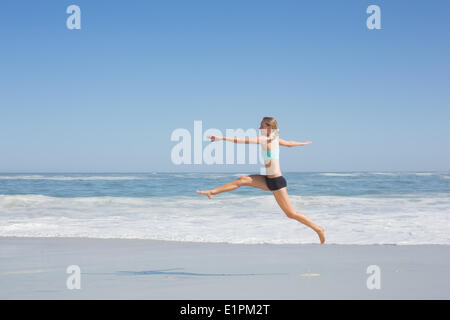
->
[262, 117, 279, 138]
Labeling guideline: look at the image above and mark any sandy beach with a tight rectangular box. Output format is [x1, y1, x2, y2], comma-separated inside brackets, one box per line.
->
[1, 237, 449, 299]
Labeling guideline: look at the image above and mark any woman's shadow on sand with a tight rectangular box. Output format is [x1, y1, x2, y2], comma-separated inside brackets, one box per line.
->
[117, 268, 285, 277]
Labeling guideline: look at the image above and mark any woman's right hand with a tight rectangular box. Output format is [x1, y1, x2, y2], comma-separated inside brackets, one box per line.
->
[207, 135, 221, 142]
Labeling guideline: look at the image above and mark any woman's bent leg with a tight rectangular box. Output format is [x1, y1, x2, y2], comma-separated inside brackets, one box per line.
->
[272, 187, 326, 244]
[197, 175, 269, 199]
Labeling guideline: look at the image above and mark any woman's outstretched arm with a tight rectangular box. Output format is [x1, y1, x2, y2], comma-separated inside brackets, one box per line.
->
[278, 138, 312, 147]
[207, 135, 260, 144]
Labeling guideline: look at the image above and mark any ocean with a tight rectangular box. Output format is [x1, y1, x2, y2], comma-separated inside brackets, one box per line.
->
[0, 172, 449, 245]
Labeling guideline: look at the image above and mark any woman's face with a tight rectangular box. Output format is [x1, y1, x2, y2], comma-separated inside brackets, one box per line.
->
[259, 121, 272, 136]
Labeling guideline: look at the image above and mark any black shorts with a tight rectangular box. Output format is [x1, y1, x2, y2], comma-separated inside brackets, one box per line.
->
[265, 175, 287, 191]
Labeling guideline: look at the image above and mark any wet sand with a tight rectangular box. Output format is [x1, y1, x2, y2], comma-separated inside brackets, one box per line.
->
[1, 237, 449, 299]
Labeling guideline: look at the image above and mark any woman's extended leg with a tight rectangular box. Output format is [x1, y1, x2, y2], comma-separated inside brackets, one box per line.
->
[272, 187, 326, 244]
[196, 175, 269, 199]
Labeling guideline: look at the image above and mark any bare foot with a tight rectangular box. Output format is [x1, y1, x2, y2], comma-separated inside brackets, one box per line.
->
[196, 190, 215, 199]
[317, 226, 326, 244]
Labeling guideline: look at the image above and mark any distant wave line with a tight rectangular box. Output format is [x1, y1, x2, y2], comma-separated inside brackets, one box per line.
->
[0, 175, 144, 181]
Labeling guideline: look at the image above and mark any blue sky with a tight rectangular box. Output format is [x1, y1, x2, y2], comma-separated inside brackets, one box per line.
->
[1, 0, 449, 172]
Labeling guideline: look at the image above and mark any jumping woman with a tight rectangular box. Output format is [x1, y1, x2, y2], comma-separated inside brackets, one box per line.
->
[196, 117, 326, 244]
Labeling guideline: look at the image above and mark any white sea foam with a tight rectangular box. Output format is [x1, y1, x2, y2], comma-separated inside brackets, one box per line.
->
[372, 172, 399, 176]
[319, 173, 362, 177]
[0, 194, 449, 245]
[0, 175, 143, 181]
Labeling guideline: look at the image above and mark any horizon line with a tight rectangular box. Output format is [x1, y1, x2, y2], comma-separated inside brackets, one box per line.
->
[0, 170, 449, 174]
